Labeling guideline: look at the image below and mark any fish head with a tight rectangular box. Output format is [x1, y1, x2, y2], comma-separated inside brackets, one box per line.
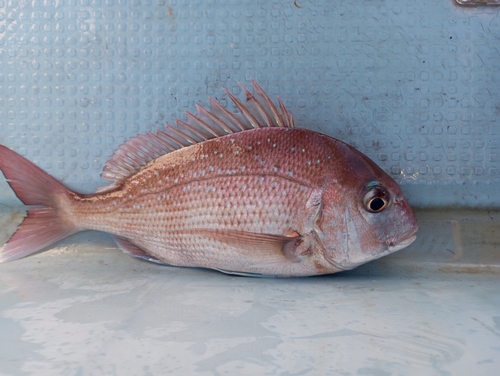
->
[318, 142, 418, 270]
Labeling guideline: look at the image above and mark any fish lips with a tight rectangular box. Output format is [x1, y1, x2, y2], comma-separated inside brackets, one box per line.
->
[386, 231, 418, 252]
[370, 224, 419, 262]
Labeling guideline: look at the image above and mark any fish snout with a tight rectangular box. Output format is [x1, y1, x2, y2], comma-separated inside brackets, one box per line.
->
[384, 196, 418, 251]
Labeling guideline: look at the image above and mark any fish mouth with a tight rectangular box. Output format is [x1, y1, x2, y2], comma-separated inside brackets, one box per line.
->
[385, 221, 418, 253]
[331, 231, 418, 272]
[387, 233, 417, 252]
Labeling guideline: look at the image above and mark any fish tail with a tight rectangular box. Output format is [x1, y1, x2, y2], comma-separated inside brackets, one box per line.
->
[0, 145, 79, 263]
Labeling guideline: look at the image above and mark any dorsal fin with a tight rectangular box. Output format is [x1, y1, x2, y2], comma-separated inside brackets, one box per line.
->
[99, 80, 295, 188]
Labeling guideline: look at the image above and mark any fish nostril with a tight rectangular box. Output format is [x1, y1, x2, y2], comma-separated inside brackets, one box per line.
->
[393, 197, 409, 207]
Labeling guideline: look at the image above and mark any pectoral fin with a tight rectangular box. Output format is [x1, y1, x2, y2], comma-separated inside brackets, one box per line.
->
[197, 229, 307, 265]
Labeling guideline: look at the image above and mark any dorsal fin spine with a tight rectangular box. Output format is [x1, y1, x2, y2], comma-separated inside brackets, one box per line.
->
[208, 97, 247, 132]
[153, 138, 174, 154]
[278, 98, 294, 128]
[166, 125, 197, 145]
[176, 118, 209, 142]
[99, 81, 295, 186]
[224, 88, 260, 129]
[148, 135, 174, 154]
[199, 100, 234, 134]
[190, 108, 221, 138]
[156, 129, 183, 149]
[165, 125, 192, 147]
[251, 79, 284, 128]
[239, 84, 274, 127]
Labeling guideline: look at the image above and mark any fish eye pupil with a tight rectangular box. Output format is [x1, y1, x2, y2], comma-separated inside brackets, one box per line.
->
[362, 186, 391, 213]
[369, 197, 386, 212]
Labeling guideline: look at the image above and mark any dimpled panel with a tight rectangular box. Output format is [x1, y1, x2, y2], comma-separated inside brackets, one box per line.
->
[0, 0, 498, 207]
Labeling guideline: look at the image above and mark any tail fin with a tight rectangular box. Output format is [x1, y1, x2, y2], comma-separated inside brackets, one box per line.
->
[0, 145, 79, 262]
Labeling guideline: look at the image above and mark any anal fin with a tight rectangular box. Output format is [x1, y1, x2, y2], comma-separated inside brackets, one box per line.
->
[213, 268, 269, 278]
[113, 236, 168, 265]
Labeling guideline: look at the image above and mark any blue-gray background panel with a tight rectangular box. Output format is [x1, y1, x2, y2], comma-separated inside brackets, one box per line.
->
[0, 0, 499, 207]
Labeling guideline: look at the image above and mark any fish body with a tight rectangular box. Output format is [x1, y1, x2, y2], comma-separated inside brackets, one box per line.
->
[0, 81, 417, 276]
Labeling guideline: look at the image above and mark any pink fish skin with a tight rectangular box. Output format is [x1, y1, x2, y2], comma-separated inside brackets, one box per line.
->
[0, 81, 417, 277]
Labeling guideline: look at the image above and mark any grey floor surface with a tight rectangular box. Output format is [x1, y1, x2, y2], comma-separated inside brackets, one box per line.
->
[0, 209, 499, 375]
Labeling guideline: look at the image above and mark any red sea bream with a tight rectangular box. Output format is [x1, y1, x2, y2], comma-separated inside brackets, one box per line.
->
[0, 81, 418, 276]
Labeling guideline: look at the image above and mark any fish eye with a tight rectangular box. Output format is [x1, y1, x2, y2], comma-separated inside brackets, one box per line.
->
[363, 187, 391, 213]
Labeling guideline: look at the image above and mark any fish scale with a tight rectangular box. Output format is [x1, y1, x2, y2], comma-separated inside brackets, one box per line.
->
[0, 80, 418, 276]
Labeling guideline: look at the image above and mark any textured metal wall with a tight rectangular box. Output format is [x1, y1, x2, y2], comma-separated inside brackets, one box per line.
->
[0, 0, 499, 207]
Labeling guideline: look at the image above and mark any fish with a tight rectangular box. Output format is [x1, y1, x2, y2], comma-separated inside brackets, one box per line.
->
[0, 80, 418, 277]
